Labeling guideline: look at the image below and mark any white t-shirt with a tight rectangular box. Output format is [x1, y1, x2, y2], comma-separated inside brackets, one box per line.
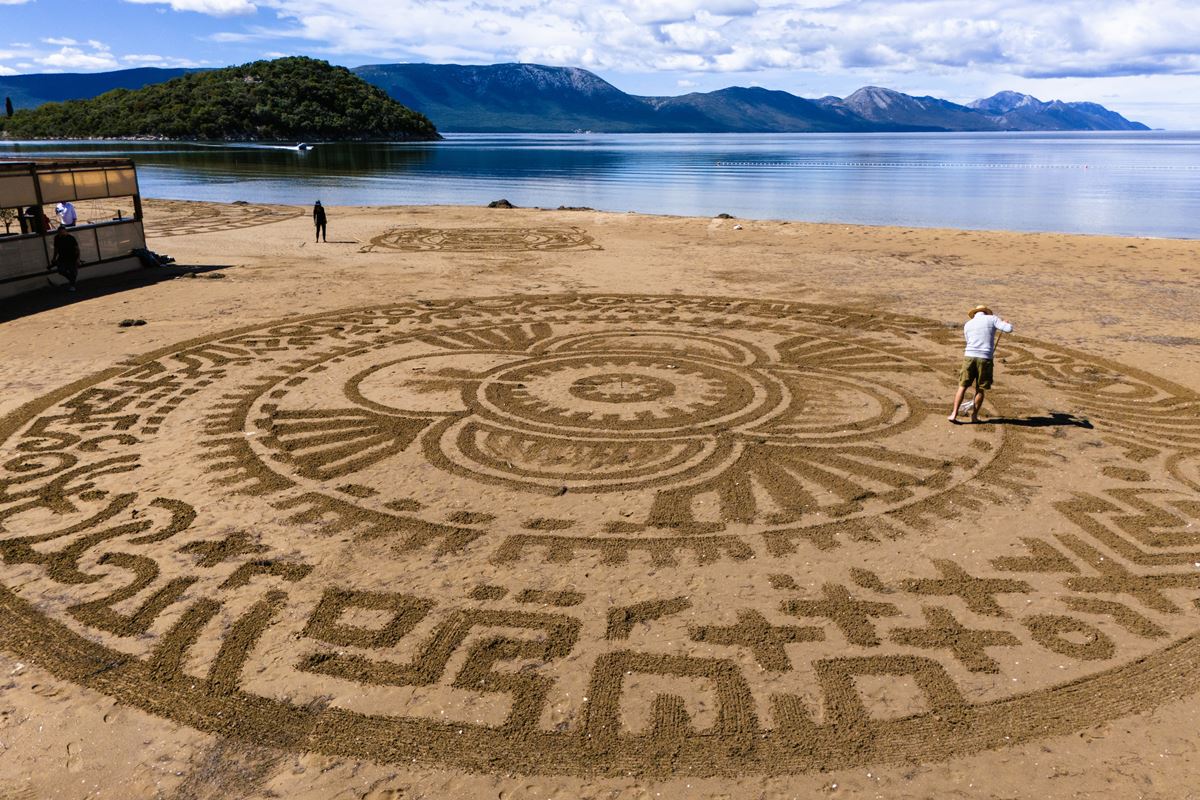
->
[56, 202, 77, 226]
[963, 313, 1013, 359]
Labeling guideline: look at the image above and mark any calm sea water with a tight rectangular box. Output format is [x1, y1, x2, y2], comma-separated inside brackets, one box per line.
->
[3, 132, 1199, 238]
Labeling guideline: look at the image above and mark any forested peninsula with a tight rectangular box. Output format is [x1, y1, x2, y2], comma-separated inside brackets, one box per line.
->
[0, 57, 440, 141]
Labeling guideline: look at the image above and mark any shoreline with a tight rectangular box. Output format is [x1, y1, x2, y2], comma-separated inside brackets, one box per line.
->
[136, 196, 1195, 241]
[5, 132, 1198, 239]
[138, 197, 1200, 242]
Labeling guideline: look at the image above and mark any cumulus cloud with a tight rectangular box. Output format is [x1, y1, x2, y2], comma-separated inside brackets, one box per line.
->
[39, 46, 121, 70]
[621, 0, 758, 25]
[122, 53, 205, 67]
[0, 38, 197, 74]
[125, 0, 256, 15]
[6, 0, 1196, 101]
[177, 0, 1200, 81]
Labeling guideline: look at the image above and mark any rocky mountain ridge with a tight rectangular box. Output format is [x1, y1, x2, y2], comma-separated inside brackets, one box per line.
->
[354, 63, 1149, 133]
[1, 61, 1150, 135]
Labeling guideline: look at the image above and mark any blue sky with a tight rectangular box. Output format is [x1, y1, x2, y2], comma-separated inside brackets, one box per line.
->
[2, 0, 1198, 128]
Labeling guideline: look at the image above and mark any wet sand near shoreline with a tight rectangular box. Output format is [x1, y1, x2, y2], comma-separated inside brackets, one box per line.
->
[0, 200, 1197, 799]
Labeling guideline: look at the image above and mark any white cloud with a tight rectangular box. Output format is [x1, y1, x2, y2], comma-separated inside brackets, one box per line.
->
[38, 46, 121, 70]
[208, 31, 261, 43]
[622, 0, 758, 25]
[0, 40, 125, 73]
[124, 0, 256, 15]
[170, 0, 1198, 85]
[659, 22, 723, 53]
[122, 53, 205, 67]
[0, 37, 210, 75]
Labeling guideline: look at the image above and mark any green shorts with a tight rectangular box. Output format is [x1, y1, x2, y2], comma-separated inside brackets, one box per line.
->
[958, 357, 995, 390]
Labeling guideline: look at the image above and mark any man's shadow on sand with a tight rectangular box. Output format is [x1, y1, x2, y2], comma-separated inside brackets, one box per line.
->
[980, 412, 1094, 429]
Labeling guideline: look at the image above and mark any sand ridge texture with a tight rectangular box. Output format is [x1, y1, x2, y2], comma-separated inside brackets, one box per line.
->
[0, 200, 1198, 798]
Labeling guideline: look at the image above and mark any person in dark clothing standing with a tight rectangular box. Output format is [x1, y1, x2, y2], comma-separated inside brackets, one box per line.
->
[50, 225, 80, 291]
[24, 205, 49, 235]
[313, 200, 327, 242]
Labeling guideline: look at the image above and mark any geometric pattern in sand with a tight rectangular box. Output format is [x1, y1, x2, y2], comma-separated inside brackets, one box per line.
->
[1, 294, 1199, 776]
[360, 226, 600, 252]
[142, 199, 305, 239]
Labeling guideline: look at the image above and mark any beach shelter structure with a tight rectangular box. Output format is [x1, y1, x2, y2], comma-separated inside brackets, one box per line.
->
[0, 158, 147, 299]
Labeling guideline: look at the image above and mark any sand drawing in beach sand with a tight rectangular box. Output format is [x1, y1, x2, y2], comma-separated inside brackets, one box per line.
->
[2, 294, 1200, 776]
[361, 226, 600, 253]
[142, 199, 305, 238]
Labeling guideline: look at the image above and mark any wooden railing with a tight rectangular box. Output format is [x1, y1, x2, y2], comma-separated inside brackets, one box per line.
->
[0, 218, 146, 287]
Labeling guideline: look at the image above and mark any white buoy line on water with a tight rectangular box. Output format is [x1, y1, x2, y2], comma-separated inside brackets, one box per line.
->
[714, 160, 1200, 170]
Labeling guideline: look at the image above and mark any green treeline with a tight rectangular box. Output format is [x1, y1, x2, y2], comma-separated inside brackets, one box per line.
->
[0, 57, 439, 141]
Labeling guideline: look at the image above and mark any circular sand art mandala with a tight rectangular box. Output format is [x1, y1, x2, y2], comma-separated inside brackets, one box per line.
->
[360, 226, 600, 253]
[142, 199, 304, 239]
[2, 295, 1200, 777]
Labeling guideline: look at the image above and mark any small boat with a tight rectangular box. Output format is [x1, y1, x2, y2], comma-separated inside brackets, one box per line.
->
[296, 142, 315, 151]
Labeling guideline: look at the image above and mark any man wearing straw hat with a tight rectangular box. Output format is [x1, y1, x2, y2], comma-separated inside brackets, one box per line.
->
[948, 304, 1013, 424]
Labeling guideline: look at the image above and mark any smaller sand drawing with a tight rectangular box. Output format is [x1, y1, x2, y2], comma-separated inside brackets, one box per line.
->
[142, 200, 304, 238]
[360, 227, 600, 253]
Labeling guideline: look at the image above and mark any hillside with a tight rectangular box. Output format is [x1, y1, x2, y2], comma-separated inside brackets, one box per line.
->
[643, 86, 892, 132]
[0, 67, 197, 110]
[0, 57, 439, 141]
[352, 63, 1148, 133]
[352, 63, 666, 132]
[969, 91, 1149, 131]
[818, 86, 1003, 131]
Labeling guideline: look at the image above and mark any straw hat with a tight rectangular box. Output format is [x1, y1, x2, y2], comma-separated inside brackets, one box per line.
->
[967, 304, 992, 319]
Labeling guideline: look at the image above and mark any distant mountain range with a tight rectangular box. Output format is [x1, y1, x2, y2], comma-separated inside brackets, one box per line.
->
[357, 64, 1149, 132]
[2, 62, 1149, 134]
[0, 67, 196, 109]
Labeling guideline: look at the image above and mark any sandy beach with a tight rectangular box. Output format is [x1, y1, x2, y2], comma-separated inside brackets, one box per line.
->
[1, 199, 1198, 799]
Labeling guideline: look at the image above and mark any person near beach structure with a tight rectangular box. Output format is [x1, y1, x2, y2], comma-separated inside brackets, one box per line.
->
[55, 201, 77, 228]
[22, 205, 49, 235]
[948, 304, 1013, 423]
[313, 200, 327, 242]
[50, 225, 81, 292]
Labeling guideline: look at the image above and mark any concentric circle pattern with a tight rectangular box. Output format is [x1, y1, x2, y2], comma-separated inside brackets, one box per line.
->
[478, 353, 765, 433]
[569, 372, 677, 403]
[2, 294, 1199, 777]
[360, 226, 600, 253]
[142, 199, 304, 238]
